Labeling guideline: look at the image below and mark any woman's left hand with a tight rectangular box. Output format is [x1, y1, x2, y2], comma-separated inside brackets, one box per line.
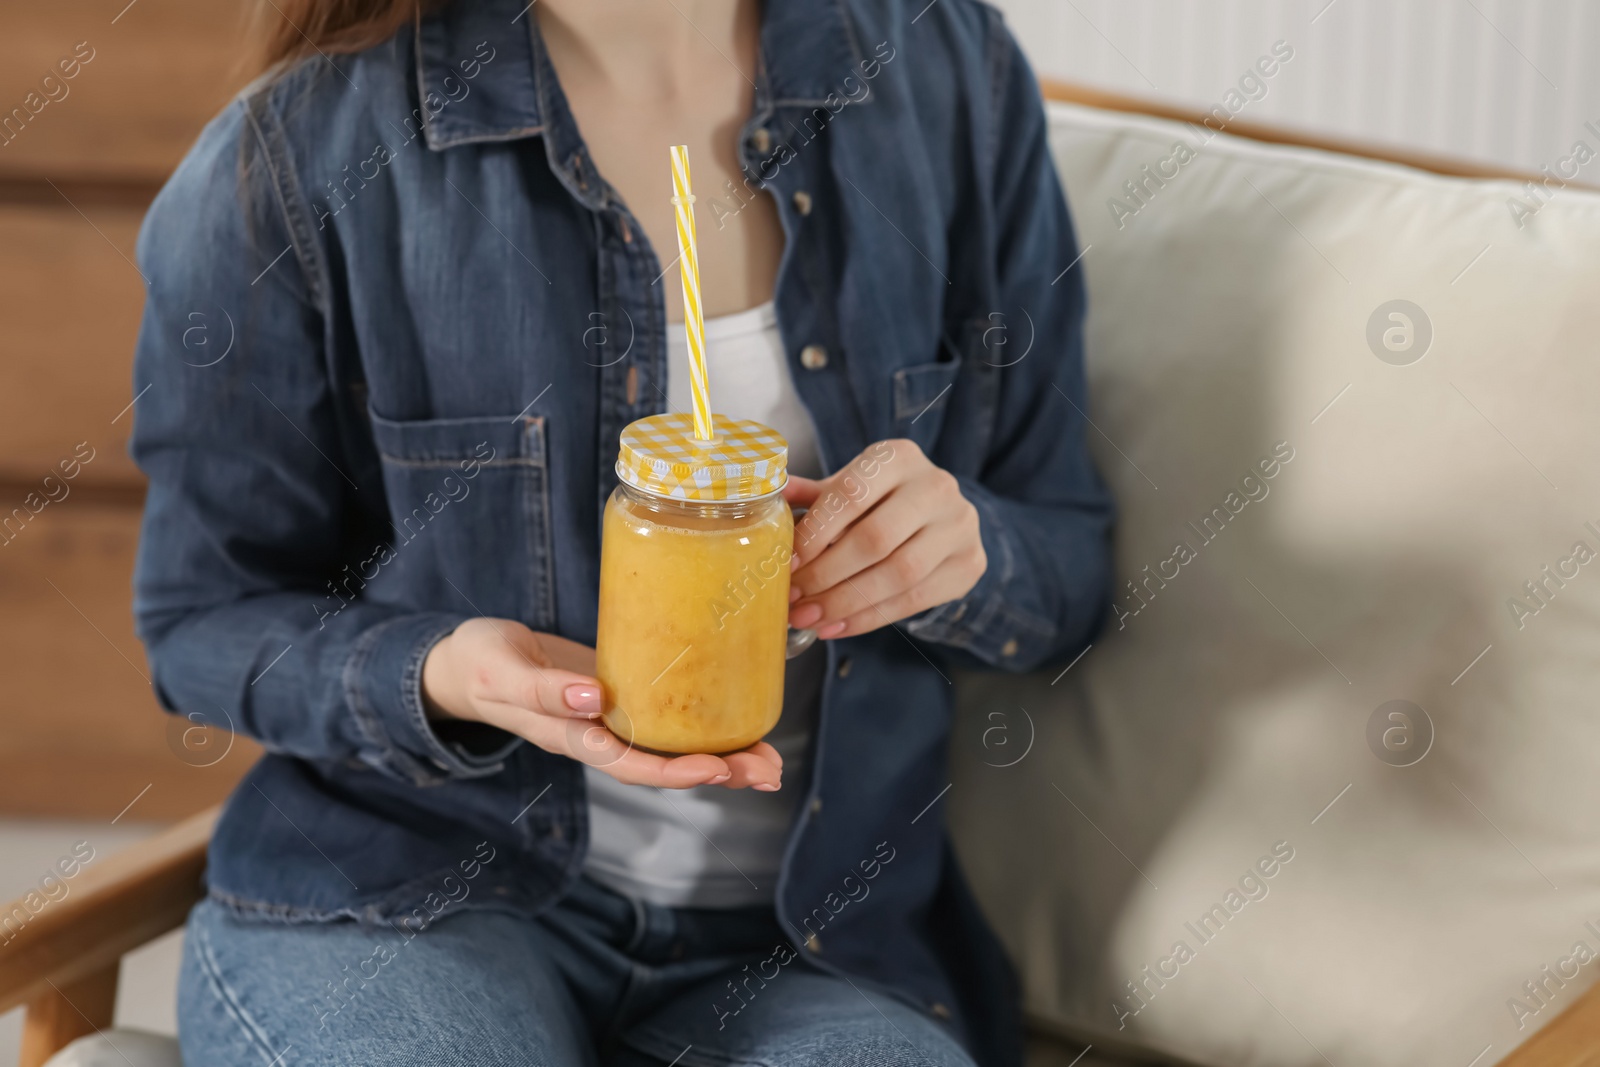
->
[783, 440, 987, 640]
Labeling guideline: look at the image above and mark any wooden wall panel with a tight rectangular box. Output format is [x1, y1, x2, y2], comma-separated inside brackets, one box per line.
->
[0, 0, 251, 183]
[0, 0, 259, 819]
[0, 204, 148, 488]
[0, 502, 257, 819]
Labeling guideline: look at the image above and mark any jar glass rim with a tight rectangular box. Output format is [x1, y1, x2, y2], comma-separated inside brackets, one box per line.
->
[613, 463, 789, 507]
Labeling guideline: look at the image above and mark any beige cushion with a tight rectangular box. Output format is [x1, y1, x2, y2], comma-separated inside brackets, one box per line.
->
[950, 102, 1600, 1067]
[44, 1030, 181, 1067]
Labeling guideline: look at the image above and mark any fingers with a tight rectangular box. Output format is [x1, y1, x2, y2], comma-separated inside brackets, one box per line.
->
[589, 743, 731, 788]
[830, 553, 985, 638]
[747, 739, 783, 770]
[534, 631, 599, 676]
[791, 442, 917, 568]
[792, 484, 875, 566]
[581, 736, 780, 791]
[721, 742, 783, 791]
[549, 715, 724, 784]
[782, 476, 824, 509]
[789, 461, 977, 632]
[512, 663, 606, 719]
[473, 628, 599, 719]
[791, 525, 948, 630]
[601, 740, 780, 791]
[789, 490, 929, 605]
[423, 617, 564, 724]
[556, 725, 782, 791]
[473, 629, 601, 720]
[472, 699, 729, 788]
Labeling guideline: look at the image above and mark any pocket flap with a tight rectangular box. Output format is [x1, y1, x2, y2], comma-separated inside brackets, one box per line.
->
[892, 359, 961, 424]
[368, 410, 545, 468]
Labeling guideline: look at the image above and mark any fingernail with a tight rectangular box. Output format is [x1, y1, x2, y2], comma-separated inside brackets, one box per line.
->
[564, 684, 601, 714]
[754, 782, 780, 792]
[791, 603, 823, 628]
[789, 586, 802, 603]
[709, 773, 732, 784]
[817, 621, 847, 639]
[789, 552, 799, 569]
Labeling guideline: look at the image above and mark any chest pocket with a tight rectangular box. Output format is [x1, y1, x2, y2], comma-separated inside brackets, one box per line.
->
[890, 320, 1000, 477]
[367, 411, 554, 630]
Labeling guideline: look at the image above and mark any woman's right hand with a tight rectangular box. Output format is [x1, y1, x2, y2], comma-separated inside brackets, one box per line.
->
[421, 617, 781, 791]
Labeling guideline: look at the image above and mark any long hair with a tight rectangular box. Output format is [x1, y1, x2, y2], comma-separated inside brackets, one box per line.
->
[248, 0, 448, 73]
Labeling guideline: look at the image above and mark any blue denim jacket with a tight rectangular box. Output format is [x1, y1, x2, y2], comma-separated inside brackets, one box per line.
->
[130, 1, 1111, 1063]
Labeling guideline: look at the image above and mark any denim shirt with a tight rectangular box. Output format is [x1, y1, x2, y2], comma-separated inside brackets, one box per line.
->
[129, 1, 1111, 1063]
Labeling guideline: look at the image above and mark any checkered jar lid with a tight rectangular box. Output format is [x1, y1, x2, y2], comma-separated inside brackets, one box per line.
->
[615, 413, 789, 501]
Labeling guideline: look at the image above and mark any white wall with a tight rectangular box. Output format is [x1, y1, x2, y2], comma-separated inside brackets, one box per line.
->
[991, 0, 1600, 175]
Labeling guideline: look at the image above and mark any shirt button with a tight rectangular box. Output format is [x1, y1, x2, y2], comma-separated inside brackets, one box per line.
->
[792, 190, 813, 216]
[809, 795, 823, 815]
[752, 127, 773, 153]
[931, 1002, 952, 1020]
[836, 656, 852, 678]
[800, 345, 828, 371]
[1001, 638, 1019, 658]
[804, 933, 822, 954]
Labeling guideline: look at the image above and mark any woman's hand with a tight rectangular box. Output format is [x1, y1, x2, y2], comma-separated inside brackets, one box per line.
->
[422, 618, 782, 790]
[784, 440, 987, 640]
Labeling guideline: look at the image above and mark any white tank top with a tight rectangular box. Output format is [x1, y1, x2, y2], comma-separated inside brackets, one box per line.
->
[582, 302, 827, 907]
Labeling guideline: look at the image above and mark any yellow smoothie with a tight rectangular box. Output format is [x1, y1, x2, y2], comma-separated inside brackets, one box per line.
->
[594, 488, 793, 754]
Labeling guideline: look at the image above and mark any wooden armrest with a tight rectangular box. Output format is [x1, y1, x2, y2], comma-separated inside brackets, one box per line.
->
[0, 805, 216, 1067]
[0, 804, 216, 1014]
[1501, 984, 1600, 1067]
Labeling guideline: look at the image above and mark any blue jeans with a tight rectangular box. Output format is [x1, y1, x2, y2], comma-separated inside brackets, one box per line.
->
[178, 878, 979, 1066]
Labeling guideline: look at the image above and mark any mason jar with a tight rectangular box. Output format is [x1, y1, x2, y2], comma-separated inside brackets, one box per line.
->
[594, 413, 816, 754]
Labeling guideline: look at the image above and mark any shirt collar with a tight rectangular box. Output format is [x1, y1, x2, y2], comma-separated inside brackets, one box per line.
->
[415, 0, 871, 152]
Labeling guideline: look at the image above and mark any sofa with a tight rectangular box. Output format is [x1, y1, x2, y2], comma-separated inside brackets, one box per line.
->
[949, 94, 1600, 1067]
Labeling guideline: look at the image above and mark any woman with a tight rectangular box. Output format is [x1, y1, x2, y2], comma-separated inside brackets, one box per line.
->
[131, 0, 1112, 1063]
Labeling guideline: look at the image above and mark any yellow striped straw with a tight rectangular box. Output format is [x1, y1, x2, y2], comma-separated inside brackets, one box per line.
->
[669, 145, 714, 442]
